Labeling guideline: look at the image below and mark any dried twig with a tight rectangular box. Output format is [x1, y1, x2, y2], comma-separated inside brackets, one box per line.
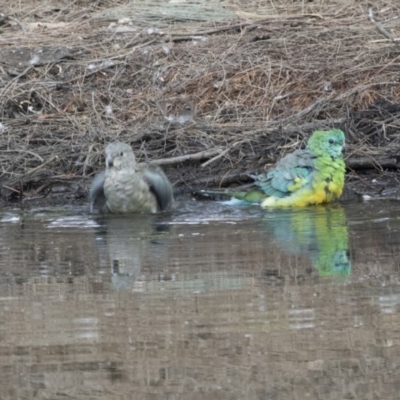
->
[368, 9, 398, 43]
[151, 148, 224, 165]
[346, 156, 400, 170]
[193, 172, 252, 187]
[0, 13, 25, 31]
[0, 66, 33, 101]
[200, 140, 244, 168]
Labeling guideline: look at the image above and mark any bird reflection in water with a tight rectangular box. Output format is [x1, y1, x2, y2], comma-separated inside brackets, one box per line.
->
[262, 205, 351, 277]
[93, 215, 171, 291]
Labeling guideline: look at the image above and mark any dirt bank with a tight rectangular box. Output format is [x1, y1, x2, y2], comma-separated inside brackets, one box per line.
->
[1, 1, 400, 207]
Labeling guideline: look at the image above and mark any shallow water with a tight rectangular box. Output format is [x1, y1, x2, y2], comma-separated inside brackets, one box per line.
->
[1, 199, 400, 399]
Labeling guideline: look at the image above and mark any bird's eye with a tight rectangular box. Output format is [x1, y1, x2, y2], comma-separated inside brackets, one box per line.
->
[328, 139, 334, 144]
[120, 151, 124, 156]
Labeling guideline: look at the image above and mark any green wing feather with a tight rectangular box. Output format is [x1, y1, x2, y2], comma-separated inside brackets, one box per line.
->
[200, 149, 317, 203]
[255, 149, 317, 198]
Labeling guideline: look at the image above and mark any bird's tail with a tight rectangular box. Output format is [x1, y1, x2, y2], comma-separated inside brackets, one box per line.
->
[199, 189, 266, 204]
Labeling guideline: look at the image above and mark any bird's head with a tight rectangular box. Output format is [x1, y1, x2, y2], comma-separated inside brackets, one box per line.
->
[307, 129, 345, 159]
[105, 142, 136, 170]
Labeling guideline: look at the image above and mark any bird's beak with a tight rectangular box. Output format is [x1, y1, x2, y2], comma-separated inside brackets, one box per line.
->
[106, 156, 114, 168]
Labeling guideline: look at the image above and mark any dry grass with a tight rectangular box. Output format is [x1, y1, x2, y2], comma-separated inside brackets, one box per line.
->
[1, 0, 400, 202]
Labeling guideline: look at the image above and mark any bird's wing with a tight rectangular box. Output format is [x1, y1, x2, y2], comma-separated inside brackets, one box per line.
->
[256, 149, 317, 198]
[89, 171, 107, 213]
[142, 165, 174, 211]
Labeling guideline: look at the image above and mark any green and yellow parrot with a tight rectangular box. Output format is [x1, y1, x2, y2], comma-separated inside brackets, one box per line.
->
[206, 129, 346, 208]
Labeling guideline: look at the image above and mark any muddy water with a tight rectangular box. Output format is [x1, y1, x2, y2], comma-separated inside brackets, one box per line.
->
[0, 199, 400, 399]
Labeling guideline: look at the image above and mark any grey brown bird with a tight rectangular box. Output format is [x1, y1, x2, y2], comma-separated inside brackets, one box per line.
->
[89, 142, 173, 214]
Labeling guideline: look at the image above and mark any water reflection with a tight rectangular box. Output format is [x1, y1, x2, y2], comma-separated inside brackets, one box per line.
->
[0, 201, 399, 399]
[92, 215, 172, 291]
[262, 205, 351, 277]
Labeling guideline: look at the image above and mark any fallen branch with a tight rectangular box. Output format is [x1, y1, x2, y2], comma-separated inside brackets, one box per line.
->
[0, 13, 25, 31]
[151, 148, 224, 165]
[193, 172, 252, 187]
[346, 156, 399, 170]
[368, 9, 398, 43]
[200, 140, 244, 168]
